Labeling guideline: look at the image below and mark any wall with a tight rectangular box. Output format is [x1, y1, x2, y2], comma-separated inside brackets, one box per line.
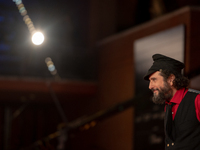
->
[0, 77, 98, 149]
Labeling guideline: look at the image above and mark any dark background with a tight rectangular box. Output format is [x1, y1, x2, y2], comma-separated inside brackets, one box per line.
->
[1, 0, 200, 80]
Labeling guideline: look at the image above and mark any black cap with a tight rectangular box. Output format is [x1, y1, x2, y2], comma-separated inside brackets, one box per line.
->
[144, 54, 185, 81]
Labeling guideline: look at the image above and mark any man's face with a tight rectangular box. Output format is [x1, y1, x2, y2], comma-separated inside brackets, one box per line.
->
[148, 71, 173, 104]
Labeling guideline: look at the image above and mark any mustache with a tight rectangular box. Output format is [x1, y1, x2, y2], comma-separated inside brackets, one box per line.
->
[151, 88, 159, 92]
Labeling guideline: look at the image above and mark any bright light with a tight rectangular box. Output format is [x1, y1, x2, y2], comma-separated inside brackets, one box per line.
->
[32, 32, 44, 45]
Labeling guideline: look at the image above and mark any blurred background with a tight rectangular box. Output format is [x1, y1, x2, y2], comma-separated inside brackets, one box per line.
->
[1, 0, 200, 150]
[1, 0, 200, 80]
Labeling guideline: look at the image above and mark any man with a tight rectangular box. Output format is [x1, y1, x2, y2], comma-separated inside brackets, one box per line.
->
[144, 54, 200, 150]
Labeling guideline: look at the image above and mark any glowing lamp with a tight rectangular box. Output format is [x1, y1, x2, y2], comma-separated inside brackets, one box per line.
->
[32, 32, 44, 45]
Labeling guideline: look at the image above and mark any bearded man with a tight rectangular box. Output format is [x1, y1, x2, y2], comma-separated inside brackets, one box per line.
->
[144, 54, 200, 150]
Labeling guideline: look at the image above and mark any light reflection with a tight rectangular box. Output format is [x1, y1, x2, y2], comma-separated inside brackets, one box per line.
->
[45, 57, 60, 79]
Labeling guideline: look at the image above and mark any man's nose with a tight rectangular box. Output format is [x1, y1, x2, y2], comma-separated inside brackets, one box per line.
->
[149, 82, 153, 90]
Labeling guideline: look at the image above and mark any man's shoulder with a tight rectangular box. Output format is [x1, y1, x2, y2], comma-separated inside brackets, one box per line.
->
[188, 89, 200, 100]
[188, 88, 200, 94]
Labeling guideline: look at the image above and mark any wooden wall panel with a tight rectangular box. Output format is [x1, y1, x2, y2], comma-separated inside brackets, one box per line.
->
[0, 77, 98, 149]
[187, 8, 200, 76]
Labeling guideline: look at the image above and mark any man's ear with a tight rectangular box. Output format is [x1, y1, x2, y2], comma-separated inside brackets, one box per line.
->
[167, 74, 175, 86]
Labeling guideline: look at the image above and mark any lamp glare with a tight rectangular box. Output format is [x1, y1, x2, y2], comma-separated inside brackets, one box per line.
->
[32, 32, 44, 45]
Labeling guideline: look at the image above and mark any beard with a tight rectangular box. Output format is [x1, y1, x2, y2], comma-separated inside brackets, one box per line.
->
[151, 82, 173, 104]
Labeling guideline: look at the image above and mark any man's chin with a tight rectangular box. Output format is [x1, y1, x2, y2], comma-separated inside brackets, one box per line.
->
[152, 96, 165, 104]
